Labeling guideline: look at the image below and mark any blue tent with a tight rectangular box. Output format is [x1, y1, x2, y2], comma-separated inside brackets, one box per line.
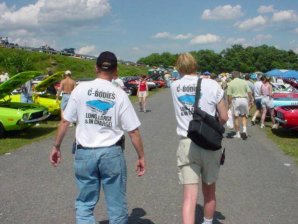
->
[266, 69, 284, 77]
[282, 70, 298, 79]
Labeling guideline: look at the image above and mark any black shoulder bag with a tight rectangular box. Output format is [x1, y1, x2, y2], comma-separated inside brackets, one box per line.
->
[187, 78, 225, 151]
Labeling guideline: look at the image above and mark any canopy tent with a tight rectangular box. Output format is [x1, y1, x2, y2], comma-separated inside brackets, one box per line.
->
[282, 70, 298, 79]
[266, 69, 288, 77]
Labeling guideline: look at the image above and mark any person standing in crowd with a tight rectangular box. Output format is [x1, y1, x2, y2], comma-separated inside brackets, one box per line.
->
[251, 75, 265, 125]
[112, 75, 125, 89]
[49, 51, 146, 224]
[171, 53, 228, 224]
[20, 79, 33, 103]
[227, 71, 253, 139]
[244, 74, 255, 113]
[137, 75, 148, 112]
[56, 70, 76, 118]
[164, 71, 171, 87]
[200, 71, 211, 79]
[260, 76, 278, 129]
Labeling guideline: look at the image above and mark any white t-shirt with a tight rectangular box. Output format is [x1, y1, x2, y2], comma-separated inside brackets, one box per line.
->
[171, 75, 224, 137]
[112, 78, 124, 88]
[64, 78, 140, 147]
[253, 81, 263, 99]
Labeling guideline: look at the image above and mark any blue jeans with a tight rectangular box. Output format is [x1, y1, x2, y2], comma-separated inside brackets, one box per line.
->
[74, 145, 128, 224]
[61, 94, 70, 111]
[20, 93, 33, 103]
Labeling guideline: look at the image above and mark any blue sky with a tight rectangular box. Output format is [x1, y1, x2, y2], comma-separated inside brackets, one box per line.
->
[0, 0, 297, 61]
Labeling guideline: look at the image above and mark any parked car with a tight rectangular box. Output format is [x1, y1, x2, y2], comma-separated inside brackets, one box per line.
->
[274, 105, 298, 130]
[7, 71, 63, 116]
[273, 92, 298, 107]
[0, 71, 50, 136]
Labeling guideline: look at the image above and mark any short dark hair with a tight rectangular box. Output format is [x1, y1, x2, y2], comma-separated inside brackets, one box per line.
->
[245, 74, 250, 80]
[96, 51, 117, 72]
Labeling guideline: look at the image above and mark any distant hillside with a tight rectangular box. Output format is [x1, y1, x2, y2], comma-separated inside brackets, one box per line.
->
[0, 47, 148, 79]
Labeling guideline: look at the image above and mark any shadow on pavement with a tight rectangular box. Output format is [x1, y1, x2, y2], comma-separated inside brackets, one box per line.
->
[99, 208, 155, 224]
[195, 204, 225, 224]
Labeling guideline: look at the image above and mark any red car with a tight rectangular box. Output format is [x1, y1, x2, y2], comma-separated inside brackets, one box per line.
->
[274, 105, 298, 130]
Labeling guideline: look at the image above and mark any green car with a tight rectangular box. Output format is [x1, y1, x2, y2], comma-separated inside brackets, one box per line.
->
[0, 71, 50, 136]
[4, 71, 63, 116]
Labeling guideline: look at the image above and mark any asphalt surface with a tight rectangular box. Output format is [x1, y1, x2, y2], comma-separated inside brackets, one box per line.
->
[0, 88, 298, 224]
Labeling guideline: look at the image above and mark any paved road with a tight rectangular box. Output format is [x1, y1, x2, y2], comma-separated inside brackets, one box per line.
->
[0, 88, 297, 224]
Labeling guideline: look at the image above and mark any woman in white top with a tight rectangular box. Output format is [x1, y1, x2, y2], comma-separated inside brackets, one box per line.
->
[171, 53, 228, 224]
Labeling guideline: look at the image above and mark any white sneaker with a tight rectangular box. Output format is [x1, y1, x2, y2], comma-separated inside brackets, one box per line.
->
[260, 124, 265, 128]
[232, 133, 241, 138]
[272, 124, 278, 129]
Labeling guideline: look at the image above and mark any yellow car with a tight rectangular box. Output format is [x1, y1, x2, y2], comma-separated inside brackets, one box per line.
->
[6, 72, 64, 116]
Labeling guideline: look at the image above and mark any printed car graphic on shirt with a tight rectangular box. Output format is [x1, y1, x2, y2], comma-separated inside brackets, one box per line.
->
[178, 94, 195, 106]
[86, 99, 115, 115]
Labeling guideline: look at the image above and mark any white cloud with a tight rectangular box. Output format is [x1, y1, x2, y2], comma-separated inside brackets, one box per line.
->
[235, 15, 267, 29]
[0, 0, 111, 29]
[152, 32, 192, 40]
[293, 47, 298, 54]
[226, 37, 246, 45]
[132, 47, 140, 51]
[77, 45, 97, 55]
[254, 34, 272, 42]
[201, 4, 243, 20]
[153, 32, 171, 39]
[190, 33, 221, 44]
[174, 33, 192, 40]
[272, 10, 298, 22]
[295, 28, 298, 33]
[258, 5, 275, 14]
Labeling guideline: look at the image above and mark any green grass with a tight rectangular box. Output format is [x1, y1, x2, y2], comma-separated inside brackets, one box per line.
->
[265, 126, 298, 162]
[0, 120, 59, 155]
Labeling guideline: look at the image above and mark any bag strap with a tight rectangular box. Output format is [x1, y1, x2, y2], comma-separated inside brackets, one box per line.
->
[193, 78, 202, 113]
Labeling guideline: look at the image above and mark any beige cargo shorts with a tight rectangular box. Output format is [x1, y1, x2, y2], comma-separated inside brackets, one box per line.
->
[177, 138, 222, 185]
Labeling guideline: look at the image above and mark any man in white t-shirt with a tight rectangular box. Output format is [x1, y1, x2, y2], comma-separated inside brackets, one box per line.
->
[171, 53, 228, 224]
[251, 76, 265, 125]
[49, 51, 146, 224]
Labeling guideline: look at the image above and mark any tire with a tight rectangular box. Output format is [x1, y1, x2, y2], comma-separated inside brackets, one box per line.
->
[126, 89, 132, 96]
[0, 122, 5, 138]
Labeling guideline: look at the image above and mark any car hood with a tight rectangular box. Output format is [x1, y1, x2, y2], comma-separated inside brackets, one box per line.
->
[0, 71, 42, 100]
[273, 92, 298, 99]
[34, 71, 64, 92]
[0, 101, 47, 111]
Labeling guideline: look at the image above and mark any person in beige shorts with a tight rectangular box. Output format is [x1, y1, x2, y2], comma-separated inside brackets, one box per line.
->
[177, 138, 222, 185]
[171, 53, 228, 224]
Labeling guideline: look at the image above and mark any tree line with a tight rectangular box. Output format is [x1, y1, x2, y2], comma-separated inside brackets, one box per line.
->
[137, 45, 298, 74]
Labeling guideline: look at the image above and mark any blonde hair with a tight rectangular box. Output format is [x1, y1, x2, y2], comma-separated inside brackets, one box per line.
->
[175, 53, 198, 75]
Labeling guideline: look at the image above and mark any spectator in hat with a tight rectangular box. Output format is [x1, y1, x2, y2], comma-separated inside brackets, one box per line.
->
[50, 51, 145, 224]
[56, 70, 76, 119]
[200, 71, 211, 79]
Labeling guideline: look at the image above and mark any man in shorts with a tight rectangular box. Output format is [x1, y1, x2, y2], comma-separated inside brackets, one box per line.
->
[56, 70, 76, 119]
[227, 71, 253, 139]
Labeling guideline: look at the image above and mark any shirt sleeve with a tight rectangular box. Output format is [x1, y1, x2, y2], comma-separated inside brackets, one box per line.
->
[119, 94, 141, 131]
[215, 84, 224, 104]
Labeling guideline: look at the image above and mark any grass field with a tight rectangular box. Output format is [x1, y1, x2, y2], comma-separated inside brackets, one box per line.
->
[265, 126, 298, 162]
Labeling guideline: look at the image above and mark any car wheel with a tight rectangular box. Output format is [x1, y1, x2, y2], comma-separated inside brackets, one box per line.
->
[0, 122, 5, 138]
[126, 89, 132, 96]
